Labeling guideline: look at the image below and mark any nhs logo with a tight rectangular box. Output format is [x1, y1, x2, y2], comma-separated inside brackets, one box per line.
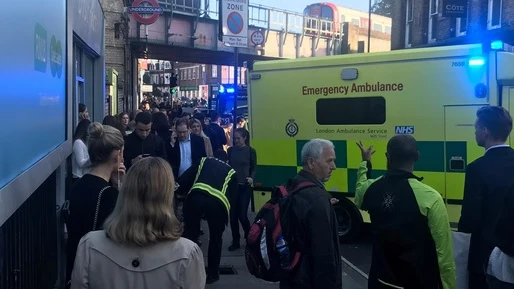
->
[395, 126, 414, 134]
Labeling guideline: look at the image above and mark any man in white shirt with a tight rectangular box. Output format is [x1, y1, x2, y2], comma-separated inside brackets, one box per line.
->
[167, 118, 207, 178]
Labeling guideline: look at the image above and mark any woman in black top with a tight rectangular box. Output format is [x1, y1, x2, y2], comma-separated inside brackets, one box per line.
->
[65, 122, 125, 287]
[227, 128, 257, 251]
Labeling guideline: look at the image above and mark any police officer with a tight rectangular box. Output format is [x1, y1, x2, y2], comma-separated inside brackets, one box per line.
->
[177, 150, 238, 284]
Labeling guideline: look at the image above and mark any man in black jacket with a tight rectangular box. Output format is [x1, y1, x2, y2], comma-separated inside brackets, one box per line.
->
[459, 106, 514, 289]
[123, 111, 167, 170]
[280, 138, 342, 289]
[209, 112, 227, 151]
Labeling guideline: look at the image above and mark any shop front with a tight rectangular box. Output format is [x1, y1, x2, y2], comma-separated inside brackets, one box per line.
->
[70, 0, 105, 125]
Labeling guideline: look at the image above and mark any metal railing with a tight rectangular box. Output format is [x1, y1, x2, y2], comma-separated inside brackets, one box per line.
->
[153, 0, 342, 38]
[0, 173, 58, 289]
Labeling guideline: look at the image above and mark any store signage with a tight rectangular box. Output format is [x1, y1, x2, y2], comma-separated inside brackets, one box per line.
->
[442, 0, 468, 17]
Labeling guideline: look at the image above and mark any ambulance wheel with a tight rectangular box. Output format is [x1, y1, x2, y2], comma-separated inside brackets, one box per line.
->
[333, 198, 363, 244]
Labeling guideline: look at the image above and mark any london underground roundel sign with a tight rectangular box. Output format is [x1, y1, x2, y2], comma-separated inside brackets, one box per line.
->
[128, 0, 163, 25]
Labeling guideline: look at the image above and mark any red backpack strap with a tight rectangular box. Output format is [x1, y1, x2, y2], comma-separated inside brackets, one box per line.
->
[277, 186, 289, 197]
[291, 181, 317, 194]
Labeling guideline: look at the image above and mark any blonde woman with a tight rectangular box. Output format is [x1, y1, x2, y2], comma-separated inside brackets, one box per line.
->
[66, 123, 125, 286]
[71, 157, 206, 289]
[190, 118, 213, 157]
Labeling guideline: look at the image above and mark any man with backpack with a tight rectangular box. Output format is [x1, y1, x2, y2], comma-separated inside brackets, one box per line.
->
[246, 138, 342, 289]
[355, 136, 456, 289]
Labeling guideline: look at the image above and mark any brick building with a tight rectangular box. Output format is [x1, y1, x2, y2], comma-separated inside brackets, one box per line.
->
[175, 62, 246, 99]
[99, 0, 133, 113]
[391, 0, 514, 50]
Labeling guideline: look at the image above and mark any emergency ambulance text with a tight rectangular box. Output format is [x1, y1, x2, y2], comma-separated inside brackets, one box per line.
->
[302, 82, 404, 96]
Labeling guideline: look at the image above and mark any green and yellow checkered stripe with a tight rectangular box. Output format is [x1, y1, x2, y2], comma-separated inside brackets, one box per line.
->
[252, 139, 475, 201]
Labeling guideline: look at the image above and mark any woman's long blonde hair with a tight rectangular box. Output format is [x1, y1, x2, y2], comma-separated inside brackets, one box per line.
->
[104, 157, 182, 246]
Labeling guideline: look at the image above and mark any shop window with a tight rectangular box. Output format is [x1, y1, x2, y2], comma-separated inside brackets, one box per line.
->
[456, 17, 467, 36]
[316, 97, 386, 125]
[488, 0, 502, 29]
[428, 0, 438, 43]
[212, 65, 218, 78]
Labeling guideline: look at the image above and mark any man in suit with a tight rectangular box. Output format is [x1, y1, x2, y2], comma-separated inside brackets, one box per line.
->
[167, 117, 207, 178]
[459, 106, 514, 289]
[209, 112, 228, 152]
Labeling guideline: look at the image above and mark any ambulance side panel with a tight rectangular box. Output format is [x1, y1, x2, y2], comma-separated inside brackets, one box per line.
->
[249, 45, 490, 240]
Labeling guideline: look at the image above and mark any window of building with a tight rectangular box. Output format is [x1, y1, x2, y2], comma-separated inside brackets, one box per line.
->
[456, 17, 467, 36]
[428, 0, 438, 43]
[351, 18, 360, 27]
[192, 67, 197, 79]
[186, 69, 190, 80]
[385, 25, 392, 34]
[114, 23, 120, 39]
[488, 0, 502, 29]
[212, 65, 218, 78]
[373, 23, 383, 32]
[405, 0, 413, 47]
[316, 97, 386, 125]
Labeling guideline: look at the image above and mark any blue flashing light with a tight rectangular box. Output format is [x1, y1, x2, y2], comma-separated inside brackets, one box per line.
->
[227, 88, 235, 93]
[491, 40, 504, 50]
[219, 85, 225, 93]
[468, 57, 485, 67]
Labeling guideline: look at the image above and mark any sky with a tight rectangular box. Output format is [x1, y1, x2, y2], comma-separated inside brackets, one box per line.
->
[248, 0, 371, 14]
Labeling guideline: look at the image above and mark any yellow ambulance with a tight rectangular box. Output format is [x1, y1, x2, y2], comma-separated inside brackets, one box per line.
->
[247, 41, 514, 242]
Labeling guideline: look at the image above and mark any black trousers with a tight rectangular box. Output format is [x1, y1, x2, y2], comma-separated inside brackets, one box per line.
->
[470, 271, 489, 289]
[230, 184, 252, 243]
[183, 191, 227, 276]
[487, 275, 514, 289]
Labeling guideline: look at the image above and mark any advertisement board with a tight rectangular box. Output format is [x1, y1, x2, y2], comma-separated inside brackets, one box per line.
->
[0, 0, 66, 190]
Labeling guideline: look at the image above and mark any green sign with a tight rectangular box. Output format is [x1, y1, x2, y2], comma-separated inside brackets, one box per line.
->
[180, 86, 199, 91]
[50, 35, 63, 78]
[34, 23, 47, 73]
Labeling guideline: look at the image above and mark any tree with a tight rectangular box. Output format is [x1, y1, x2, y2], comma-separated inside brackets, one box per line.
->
[371, 0, 393, 18]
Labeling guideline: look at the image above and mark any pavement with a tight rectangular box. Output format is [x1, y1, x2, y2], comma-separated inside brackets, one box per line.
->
[197, 212, 368, 289]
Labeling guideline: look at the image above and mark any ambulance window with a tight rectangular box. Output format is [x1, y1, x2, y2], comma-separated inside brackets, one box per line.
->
[316, 97, 386, 125]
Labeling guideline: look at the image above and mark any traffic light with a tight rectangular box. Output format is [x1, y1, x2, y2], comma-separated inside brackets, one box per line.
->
[170, 74, 178, 87]
[171, 87, 177, 94]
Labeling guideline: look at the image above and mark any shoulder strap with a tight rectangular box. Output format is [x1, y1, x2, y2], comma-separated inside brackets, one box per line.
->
[277, 181, 318, 198]
[92, 186, 111, 231]
[291, 181, 318, 194]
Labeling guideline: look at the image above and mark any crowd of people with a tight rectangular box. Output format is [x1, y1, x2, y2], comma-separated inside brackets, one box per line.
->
[66, 102, 256, 288]
[66, 102, 514, 289]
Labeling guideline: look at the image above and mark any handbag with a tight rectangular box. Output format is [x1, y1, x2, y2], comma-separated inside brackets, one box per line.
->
[92, 186, 111, 230]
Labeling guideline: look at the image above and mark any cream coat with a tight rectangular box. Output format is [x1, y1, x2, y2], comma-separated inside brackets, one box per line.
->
[71, 231, 206, 289]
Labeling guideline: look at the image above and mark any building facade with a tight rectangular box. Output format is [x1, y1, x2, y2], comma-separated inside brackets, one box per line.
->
[1, 1, 105, 288]
[100, 0, 133, 114]
[391, 0, 514, 50]
[176, 63, 246, 99]
[301, 3, 392, 54]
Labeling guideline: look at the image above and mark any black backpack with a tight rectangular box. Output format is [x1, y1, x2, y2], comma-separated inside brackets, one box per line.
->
[245, 181, 316, 282]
